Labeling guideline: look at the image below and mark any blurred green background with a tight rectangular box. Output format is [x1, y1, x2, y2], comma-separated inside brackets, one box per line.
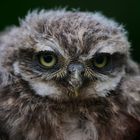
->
[0, 0, 140, 62]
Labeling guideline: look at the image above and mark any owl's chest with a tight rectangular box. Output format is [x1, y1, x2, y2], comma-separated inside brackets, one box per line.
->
[1, 99, 140, 140]
[59, 115, 98, 140]
[47, 108, 140, 140]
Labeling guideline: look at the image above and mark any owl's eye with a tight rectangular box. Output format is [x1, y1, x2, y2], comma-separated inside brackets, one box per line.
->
[38, 52, 57, 68]
[93, 54, 109, 68]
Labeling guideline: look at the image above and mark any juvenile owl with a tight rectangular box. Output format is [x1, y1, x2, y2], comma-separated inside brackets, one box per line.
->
[0, 9, 140, 140]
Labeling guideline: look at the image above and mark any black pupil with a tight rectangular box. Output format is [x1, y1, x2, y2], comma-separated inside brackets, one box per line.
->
[43, 55, 53, 63]
[95, 55, 105, 64]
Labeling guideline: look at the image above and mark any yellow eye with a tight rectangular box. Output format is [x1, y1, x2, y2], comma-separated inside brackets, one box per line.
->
[39, 52, 57, 68]
[93, 54, 108, 68]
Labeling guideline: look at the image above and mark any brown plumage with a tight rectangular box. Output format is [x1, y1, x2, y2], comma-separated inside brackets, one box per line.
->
[0, 9, 140, 140]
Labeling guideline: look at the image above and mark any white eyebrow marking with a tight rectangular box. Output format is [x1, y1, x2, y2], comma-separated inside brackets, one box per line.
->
[35, 42, 54, 52]
[35, 38, 69, 59]
[80, 40, 128, 61]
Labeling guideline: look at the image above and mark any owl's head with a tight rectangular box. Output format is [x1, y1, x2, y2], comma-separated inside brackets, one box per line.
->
[0, 10, 138, 101]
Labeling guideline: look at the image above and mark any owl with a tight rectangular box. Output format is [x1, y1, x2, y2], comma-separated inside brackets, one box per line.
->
[0, 9, 140, 140]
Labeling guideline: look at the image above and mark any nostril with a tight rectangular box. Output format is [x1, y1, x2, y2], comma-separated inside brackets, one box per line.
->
[68, 69, 72, 75]
[80, 70, 85, 76]
[67, 65, 75, 75]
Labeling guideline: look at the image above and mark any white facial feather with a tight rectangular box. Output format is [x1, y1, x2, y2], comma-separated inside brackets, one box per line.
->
[81, 41, 129, 61]
[97, 40, 130, 55]
[30, 81, 61, 97]
[13, 62, 20, 75]
[35, 38, 69, 59]
[35, 42, 55, 52]
[95, 70, 125, 96]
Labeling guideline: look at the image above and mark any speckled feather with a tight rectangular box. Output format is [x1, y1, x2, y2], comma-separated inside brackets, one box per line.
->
[0, 9, 140, 140]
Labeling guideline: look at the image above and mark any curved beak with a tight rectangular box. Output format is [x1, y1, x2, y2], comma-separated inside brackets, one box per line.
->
[67, 63, 85, 96]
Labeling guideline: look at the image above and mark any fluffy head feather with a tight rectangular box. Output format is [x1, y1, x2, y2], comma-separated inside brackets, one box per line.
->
[1, 10, 131, 99]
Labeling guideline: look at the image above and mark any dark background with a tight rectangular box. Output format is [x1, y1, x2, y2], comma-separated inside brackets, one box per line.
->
[0, 0, 139, 62]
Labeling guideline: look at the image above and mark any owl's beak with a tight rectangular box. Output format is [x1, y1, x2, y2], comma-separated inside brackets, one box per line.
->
[67, 63, 85, 95]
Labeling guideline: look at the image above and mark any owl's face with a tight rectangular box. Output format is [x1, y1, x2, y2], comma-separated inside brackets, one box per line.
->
[4, 10, 130, 101]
